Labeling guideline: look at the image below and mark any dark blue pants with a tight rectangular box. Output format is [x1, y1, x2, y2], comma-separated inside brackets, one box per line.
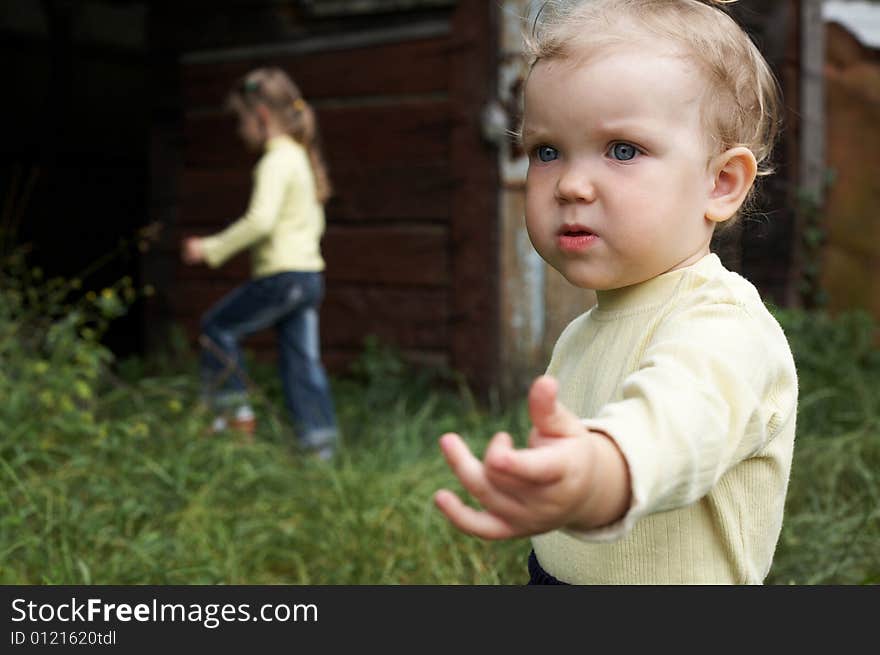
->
[528, 550, 568, 585]
[200, 271, 337, 449]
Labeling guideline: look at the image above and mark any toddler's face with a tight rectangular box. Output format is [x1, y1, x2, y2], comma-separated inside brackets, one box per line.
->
[522, 47, 718, 290]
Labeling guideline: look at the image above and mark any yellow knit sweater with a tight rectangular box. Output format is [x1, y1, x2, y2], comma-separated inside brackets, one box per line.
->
[532, 253, 798, 584]
[201, 135, 325, 277]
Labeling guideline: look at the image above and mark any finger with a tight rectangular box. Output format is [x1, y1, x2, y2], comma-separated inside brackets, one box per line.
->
[438, 433, 481, 479]
[433, 489, 518, 540]
[484, 464, 535, 501]
[483, 432, 532, 499]
[483, 431, 514, 468]
[527, 425, 573, 449]
[488, 441, 571, 485]
[528, 375, 586, 439]
[483, 430, 563, 491]
[439, 433, 529, 517]
[438, 433, 497, 504]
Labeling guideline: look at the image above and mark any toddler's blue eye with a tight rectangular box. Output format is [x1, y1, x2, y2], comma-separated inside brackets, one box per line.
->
[610, 143, 638, 161]
[536, 145, 559, 162]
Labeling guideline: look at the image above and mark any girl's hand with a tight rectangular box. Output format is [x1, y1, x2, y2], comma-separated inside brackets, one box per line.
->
[182, 237, 205, 265]
[433, 376, 631, 539]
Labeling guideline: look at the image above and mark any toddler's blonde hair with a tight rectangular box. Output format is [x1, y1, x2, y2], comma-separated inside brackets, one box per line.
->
[524, 0, 782, 211]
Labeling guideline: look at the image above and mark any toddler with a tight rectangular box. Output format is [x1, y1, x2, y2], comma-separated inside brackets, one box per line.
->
[435, 0, 798, 584]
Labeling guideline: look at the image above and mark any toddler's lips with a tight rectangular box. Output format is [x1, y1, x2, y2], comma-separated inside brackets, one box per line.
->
[557, 226, 598, 252]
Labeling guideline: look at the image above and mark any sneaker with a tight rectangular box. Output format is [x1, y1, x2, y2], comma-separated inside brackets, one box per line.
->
[313, 444, 335, 461]
[205, 408, 256, 440]
[229, 405, 256, 440]
[210, 415, 228, 433]
[229, 416, 257, 437]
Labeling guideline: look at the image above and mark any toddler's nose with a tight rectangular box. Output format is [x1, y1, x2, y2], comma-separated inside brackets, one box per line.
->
[555, 163, 597, 203]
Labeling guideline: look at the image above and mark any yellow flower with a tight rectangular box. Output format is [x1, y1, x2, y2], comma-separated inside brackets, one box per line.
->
[74, 380, 93, 400]
[101, 288, 114, 299]
[168, 399, 183, 413]
[86, 291, 97, 302]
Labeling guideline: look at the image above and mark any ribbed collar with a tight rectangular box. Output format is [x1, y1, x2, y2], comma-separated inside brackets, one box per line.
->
[593, 253, 722, 317]
[265, 134, 295, 151]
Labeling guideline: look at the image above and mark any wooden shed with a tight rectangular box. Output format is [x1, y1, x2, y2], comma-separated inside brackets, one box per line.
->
[146, 0, 500, 394]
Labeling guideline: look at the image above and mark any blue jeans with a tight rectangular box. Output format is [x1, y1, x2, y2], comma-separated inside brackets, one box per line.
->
[200, 271, 338, 450]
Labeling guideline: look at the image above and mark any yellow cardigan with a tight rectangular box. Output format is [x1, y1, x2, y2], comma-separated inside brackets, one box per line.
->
[532, 253, 798, 584]
[201, 135, 325, 277]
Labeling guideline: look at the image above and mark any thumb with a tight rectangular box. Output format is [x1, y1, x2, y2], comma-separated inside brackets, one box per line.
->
[528, 375, 584, 439]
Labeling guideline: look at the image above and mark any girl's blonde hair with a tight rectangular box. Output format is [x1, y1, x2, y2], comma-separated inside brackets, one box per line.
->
[228, 67, 333, 204]
[524, 0, 782, 208]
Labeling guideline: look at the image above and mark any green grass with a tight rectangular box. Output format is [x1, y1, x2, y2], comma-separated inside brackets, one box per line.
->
[0, 330, 533, 584]
[1, 289, 878, 583]
[763, 309, 880, 584]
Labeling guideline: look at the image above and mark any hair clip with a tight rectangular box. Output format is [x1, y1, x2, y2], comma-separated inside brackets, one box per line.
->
[293, 98, 306, 111]
[243, 78, 261, 94]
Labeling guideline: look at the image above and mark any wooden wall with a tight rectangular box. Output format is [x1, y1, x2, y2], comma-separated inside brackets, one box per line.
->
[147, 0, 499, 393]
[821, 22, 880, 332]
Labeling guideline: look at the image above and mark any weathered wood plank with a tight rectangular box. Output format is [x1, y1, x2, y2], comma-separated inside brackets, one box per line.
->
[177, 161, 451, 226]
[322, 224, 449, 286]
[171, 224, 449, 287]
[324, 161, 451, 222]
[171, 284, 449, 350]
[183, 100, 452, 168]
[182, 37, 452, 109]
[323, 286, 448, 348]
[447, 0, 500, 396]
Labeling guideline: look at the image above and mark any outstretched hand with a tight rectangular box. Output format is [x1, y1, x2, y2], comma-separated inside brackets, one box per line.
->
[434, 375, 629, 540]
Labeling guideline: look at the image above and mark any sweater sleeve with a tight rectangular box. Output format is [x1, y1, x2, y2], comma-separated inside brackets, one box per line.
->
[201, 151, 290, 268]
[569, 302, 795, 542]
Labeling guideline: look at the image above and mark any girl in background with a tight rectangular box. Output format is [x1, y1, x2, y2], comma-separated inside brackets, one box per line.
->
[182, 67, 338, 460]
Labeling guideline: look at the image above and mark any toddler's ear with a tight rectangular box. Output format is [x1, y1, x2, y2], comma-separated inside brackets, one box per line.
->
[705, 147, 758, 223]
